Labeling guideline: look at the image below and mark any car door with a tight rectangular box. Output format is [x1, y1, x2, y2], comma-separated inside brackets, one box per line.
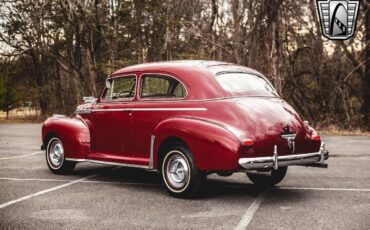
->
[88, 75, 137, 163]
[127, 73, 188, 161]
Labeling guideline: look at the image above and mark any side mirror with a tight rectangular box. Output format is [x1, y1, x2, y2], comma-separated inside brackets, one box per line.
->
[83, 96, 97, 104]
[105, 79, 111, 89]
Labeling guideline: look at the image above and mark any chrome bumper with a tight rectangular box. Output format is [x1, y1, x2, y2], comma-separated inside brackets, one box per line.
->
[239, 142, 329, 170]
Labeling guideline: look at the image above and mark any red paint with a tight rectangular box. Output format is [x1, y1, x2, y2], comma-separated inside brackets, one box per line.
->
[41, 61, 322, 172]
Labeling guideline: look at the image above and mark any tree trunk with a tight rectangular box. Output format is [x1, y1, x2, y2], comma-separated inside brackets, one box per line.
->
[271, 13, 282, 95]
[266, 0, 283, 95]
[134, 0, 144, 63]
[210, 0, 217, 60]
[163, 2, 171, 60]
[231, 0, 242, 64]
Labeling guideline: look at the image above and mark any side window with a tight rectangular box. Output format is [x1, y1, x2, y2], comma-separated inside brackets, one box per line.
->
[104, 76, 136, 100]
[140, 74, 186, 99]
[173, 83, 186, 98]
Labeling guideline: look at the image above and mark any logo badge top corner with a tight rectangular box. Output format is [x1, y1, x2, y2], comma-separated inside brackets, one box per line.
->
[317, 0, 360, 40]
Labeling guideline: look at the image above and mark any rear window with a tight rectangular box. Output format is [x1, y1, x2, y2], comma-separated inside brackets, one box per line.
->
[215, 73, 276, 96]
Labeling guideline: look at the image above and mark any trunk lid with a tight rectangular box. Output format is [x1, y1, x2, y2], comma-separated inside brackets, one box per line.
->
[235, 97, 313, 157]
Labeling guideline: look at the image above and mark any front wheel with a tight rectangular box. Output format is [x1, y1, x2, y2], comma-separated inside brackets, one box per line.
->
[46, 137, 76, 174]
[247, 167, 287, 186]
[162, 146, 205, 198]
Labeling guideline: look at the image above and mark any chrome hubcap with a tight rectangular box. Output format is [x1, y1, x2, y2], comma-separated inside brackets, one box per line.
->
[166, 152, 190, 189]
[49, 140, 64, 168]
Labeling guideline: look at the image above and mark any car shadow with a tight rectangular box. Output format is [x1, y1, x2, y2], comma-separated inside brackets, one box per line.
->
[72, 165, 307, 200]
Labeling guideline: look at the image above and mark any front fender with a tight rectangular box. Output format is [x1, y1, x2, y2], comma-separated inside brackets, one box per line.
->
[153, 116, 241, 171]
[42, 115, 90, 159]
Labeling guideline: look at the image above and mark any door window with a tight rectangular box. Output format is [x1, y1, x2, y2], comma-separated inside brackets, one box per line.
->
[103, 76, 136, 100]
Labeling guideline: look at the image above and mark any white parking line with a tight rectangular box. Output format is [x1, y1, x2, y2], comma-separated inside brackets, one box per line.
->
[0, 177, 160, 186]
[0, 168, 121, 209]
[234, 189, 270, 230]
[0, 151, 43, 160]
[0, 177, 72, 182]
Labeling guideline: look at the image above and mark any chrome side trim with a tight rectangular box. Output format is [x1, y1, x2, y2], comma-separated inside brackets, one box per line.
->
[239, 142, 329, 170]
[131, 108, 207, 111]
[149, 135, 155, 169]
[91, 108, 207, 112]
[65, 158, 149, 169]
[92, 109, 127, 112]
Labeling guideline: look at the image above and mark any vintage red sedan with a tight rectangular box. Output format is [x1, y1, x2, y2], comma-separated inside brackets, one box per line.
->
[41, 60, 329, 197]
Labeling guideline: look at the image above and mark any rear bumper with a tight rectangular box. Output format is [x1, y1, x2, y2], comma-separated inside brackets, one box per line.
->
[239, 142, 329, 170]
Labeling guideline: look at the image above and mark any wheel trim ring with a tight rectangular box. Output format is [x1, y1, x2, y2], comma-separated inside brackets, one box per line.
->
[46, 137, 65, 170]
[162, 150, 191, 193]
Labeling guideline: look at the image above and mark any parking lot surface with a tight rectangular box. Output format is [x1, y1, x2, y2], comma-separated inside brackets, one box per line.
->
[0, 123, 369, 229]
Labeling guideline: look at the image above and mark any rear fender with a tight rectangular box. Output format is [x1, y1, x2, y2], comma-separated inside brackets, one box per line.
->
[42, 115, 90, 159]
[153, 116, 241, 171]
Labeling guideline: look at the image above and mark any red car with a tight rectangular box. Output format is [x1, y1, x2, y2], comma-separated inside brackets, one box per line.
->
[41, 61, 329, 197]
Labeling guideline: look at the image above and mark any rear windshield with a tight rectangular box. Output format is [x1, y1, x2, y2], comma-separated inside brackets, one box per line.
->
[215, 73, 277, 96]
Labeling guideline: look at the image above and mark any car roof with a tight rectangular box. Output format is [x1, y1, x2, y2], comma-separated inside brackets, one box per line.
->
[112, 60, 262, 76]
[110, 60, 266, 100]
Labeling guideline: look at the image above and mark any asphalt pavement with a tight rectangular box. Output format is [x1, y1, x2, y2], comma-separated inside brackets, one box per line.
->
[0, 123, 369, 229]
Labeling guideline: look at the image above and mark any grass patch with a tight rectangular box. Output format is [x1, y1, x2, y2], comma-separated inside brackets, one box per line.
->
[320, 125, 370, 136]
[0, 110, 41, 123]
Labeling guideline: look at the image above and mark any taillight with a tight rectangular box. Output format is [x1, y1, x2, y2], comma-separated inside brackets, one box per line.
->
[311, 131, 320, 141]
[242, 138, 254, 146]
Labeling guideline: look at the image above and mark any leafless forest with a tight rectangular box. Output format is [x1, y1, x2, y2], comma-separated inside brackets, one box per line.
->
[0, 0, 369, 130]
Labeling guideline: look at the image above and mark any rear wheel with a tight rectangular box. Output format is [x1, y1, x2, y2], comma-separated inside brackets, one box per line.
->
[162, 145, 205, 198]
[46, 137, 76, 174]
[247, 167, 287, 186]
